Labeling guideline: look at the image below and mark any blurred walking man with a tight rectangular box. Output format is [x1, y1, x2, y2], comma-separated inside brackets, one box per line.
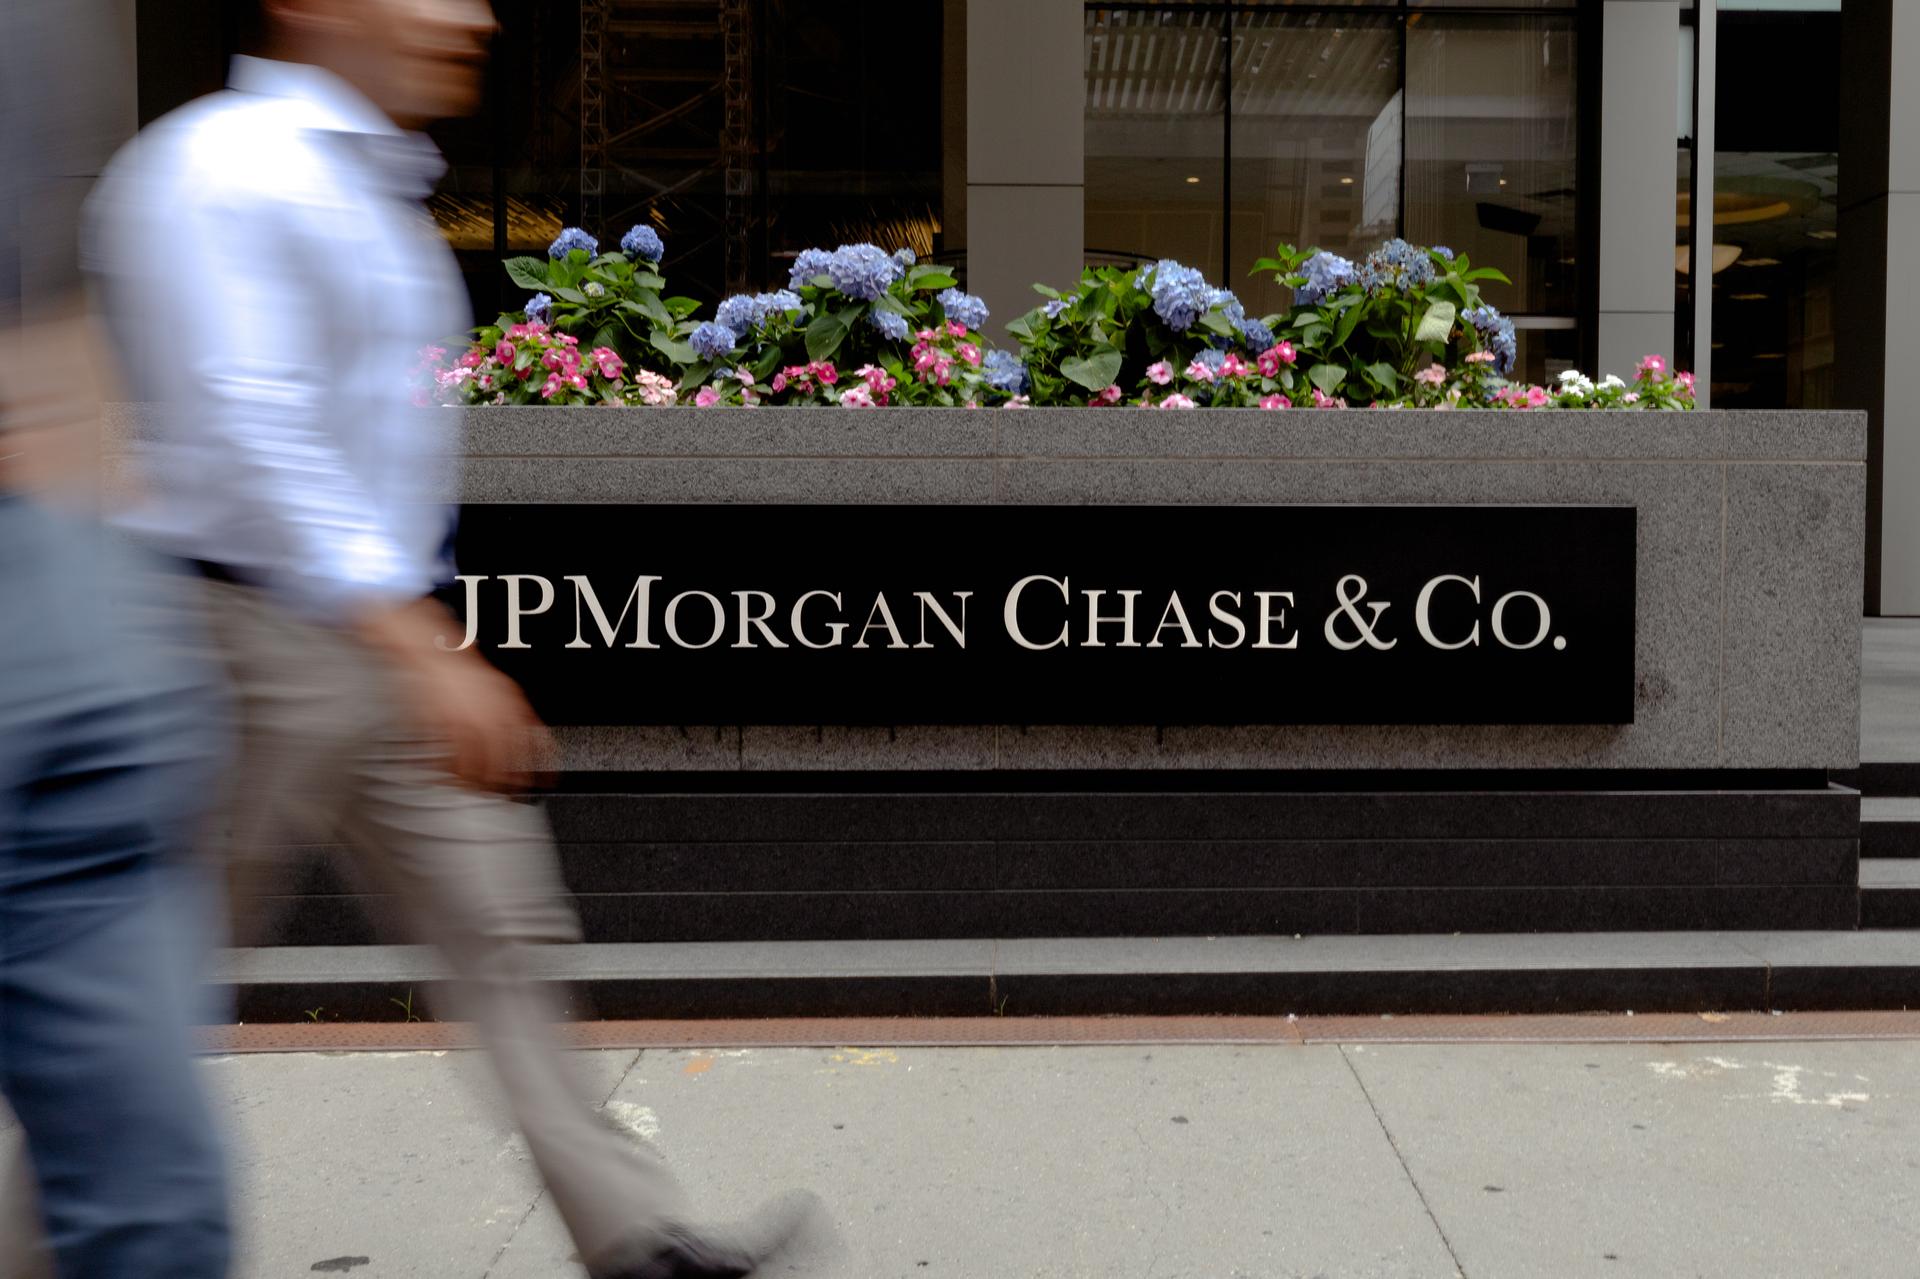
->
[1, 3, 232, 1277]
[88, 2, 834, 1275]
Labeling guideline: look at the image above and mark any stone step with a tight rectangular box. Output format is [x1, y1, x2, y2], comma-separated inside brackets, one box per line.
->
[1861, 859, 1920, 928]
[1863, 798, 1920, 857]
[216, 930, 1920, 1022]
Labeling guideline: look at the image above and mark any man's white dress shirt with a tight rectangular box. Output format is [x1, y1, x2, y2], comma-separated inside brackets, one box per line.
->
[90, 56, 466, 621]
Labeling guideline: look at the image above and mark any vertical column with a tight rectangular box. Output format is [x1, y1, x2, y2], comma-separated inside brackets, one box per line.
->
[1843, 0, 1920, 612]
[967, 0, 1084, 339]
[942, 0, 968, 258]
[1597, 0, 1681, 378]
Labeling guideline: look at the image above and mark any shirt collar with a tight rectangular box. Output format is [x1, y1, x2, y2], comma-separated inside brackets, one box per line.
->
[229, 55, 403, 138]
[229, 55, 446, 200]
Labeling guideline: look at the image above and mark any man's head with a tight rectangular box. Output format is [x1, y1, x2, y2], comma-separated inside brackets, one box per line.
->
[257, 0, 497, 128]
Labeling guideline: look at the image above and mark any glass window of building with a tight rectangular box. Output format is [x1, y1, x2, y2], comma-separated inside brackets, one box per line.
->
[1084, 0, 1582, 382]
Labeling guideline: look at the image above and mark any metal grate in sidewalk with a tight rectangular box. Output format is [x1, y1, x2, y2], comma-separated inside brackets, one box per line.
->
[205, 1009, 1920, 1054]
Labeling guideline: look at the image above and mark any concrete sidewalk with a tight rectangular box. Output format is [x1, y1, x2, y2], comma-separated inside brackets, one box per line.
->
[34, 1037, 1901, 1278]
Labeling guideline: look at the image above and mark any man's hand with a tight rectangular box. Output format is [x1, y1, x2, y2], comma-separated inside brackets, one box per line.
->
[354, 597, 554, 792]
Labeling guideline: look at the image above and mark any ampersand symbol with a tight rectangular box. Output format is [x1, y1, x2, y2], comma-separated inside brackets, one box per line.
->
[1324, 574, 1398, 651]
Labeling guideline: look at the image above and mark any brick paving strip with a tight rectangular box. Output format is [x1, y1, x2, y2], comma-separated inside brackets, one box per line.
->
[205, 1008, 1920, 1053]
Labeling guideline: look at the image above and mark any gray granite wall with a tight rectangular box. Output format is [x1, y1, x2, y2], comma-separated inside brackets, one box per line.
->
[462, 408, 1862, 772]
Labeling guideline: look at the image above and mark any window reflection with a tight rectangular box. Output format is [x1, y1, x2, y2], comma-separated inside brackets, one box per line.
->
[1084, 6, 1228, 279]
[1231, 12, 1402, 317]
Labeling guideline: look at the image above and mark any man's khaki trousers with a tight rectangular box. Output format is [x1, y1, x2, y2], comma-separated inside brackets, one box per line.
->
[206, 580, 686, 1277]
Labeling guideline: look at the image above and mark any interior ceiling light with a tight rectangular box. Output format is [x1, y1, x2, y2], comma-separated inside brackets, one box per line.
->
[1738, 256, 1782, 267]
[1754, 352, 1786, 359]
[1730, 292, 1769, 301]
[1674, 243, 1743, 275]
[1808, 228, 1838, 240]
[1339, 176, 1354, 185]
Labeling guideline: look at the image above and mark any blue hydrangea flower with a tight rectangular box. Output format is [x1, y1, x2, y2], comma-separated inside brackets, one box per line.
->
[1360, 238, 1438, 293]
[1241, 318, 1276, 354]
[982, 349, 1030, 396]
[548, 227, 599, 260]
[1134, 259, 1211, 331]
[715, 293, 760, 337]
[1294, 251, 1358, 307]
[868, 309, 911, 341]
[937, 288, 989, 331]
[1043, 297, 1073, 320]
[1196, 349, 1227, 375]
[690, 321, 737, 361]
[620, 225, 664, 262]
[1206, 288, 1248, 335]
[759, 290, 802, 318]
[1432, 246, 1454, 262]
[826, 243, 904, 301]
[1463, 305, 1517, 376]
[892, 247, 917, 268]
[789, 248, 835, 289]
[524, 293, 552, 324]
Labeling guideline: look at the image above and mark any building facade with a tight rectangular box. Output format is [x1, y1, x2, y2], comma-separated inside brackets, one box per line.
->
[115, 0, 1917, 610]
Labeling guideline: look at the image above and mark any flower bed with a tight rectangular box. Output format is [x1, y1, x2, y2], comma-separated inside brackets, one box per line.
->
[425, 228, 1696, 412]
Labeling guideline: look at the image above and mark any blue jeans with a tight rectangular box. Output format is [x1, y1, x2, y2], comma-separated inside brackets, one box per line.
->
[0, 496, 230, 1278]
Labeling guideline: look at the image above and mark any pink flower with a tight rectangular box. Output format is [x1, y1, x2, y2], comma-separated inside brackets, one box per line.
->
[694, 386, 721, 407]
[1001, 395, 1031, 410]
[1525, 385, 1550, 409]
[591, 347, 624, 380]
[495, 340, 516, 365]
[1415, 365, 1448, 387]
[816, 363, 839, 385]
[1310, 389, 1348, 409]
[1259, 394, 1289, 411]
[540, 372, 565, 401]
[839, 384, 876, 408]
[736, 368, 756, 387]
[1158, 393, 1197, 410]
[1219, 353, 1252, 379]
[1465, 350, 1496, 365]
[1146, 361, 1174, 386]
[1273, 340, 1297, 366]
[771, 373, 788, 393]
[1091, 384, 1124, 406]
[1185, 358, 1217, 383]
[947, 321, 968, 339]
[1623, 391, 1640, 404]
[1637, 354, 1667, 376]
[958, 343, 982, 367]
[917, 328, 939, 344]
[458, 348, 486, 370]
[1676, 370, 1696, 392]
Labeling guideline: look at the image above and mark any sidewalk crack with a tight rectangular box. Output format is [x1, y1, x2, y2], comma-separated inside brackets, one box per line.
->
[1339, 1045, 1469, 1279]
[482, 1047, 644, 1278]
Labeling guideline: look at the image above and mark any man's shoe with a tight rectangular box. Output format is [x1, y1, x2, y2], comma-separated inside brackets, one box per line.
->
[621, 1191, 841, 1278]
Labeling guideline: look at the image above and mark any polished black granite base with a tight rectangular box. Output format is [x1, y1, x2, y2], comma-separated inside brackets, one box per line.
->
[254, 775, 1862, 945]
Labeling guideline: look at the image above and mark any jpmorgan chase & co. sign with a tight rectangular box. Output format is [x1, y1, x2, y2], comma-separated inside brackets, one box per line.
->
[444, 505, 1636, 726]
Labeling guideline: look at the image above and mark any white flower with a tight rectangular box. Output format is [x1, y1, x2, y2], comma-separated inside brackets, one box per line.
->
[1599, 373, 1627, 391]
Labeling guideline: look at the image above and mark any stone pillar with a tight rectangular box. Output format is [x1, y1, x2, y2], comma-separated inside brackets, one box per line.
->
[966, 0, 1084, 340]
[1842, 0, 1920, 613]
[1597, 0, 1681, 379]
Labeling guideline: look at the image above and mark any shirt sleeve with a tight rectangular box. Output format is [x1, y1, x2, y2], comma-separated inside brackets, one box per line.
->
[129, 163, 430, 619]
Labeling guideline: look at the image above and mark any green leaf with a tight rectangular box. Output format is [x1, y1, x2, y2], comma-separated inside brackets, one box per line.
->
[620, 295, 672, 326]
[552, 286, 588, 305]
[1414, 301, 1457, 344]
[1299, 324, 1330, 346]
[1060, 347, 1124, 392]
[1461, 267, 1512, 284]
[664, 296, 702, 319]
[874, 292, 912, 316]
[1333, 302, 1367, 348]
[909, 268, 959, 291]
[591, 321, 622, 353]
[805, 313, 850, 363]
[1007, 313, 1041, 343]
[1365, 362, 1399, 391]
[1200, 312, 1237, 338]
[649, 330, 697, 364]
[1032, 283, 1062, 299]
[1308, 363, 1347, 395]
[503, 257, 550, 290]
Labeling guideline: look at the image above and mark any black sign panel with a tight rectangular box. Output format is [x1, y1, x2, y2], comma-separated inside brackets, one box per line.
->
[447, 505, 1637, 726]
